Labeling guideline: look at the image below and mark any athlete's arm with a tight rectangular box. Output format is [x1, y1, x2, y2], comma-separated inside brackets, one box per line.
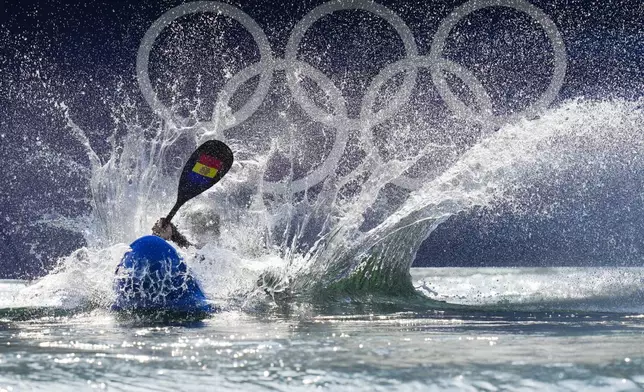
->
[152, 218, 193, 248]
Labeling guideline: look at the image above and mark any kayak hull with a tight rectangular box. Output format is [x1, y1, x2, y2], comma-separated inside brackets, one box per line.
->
[112, 235, 214, 319]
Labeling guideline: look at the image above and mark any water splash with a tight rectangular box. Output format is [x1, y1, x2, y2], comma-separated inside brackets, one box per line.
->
[291, 98, 644, 298]
[18, 95, 643, 312]
[8, 7, 643, 312]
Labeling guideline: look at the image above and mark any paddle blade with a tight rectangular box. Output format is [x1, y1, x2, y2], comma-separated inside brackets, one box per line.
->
[176, 140, 234, 204]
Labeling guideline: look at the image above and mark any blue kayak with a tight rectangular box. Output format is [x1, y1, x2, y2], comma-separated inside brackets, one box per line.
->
[112, 235, 214, 320]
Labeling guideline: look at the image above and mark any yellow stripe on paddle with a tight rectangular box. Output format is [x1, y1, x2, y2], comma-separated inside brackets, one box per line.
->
[192, 162, 218, 178]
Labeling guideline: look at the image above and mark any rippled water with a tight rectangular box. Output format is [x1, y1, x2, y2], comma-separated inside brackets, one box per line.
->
[3, 2, 643, 390]
[3, 268, 644, 391]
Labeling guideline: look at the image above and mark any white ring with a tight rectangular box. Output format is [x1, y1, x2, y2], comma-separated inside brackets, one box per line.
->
[361, 56, 494, 190]
[284, 0, 419, 130]
[263, 59, 351, 194]
[136, 1, 274, 128]
[200, 58, 351, 195]
[429, 0, 567, 127]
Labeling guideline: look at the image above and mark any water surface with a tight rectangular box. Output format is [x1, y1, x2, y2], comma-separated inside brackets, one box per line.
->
[2, 268, 644, 391]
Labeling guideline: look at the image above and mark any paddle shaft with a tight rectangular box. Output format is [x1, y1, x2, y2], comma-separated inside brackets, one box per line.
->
[164, 201, 183, 226]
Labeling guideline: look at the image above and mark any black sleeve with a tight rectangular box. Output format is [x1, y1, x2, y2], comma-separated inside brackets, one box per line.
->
[171, 225, 192, 248]
[168, 221, 192, 248]
[171, 230, 192, 248]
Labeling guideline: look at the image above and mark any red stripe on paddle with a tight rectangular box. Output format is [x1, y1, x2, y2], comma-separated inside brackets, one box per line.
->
[198, 154, 223, 170]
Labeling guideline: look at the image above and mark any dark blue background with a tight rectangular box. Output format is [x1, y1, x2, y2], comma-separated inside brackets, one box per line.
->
[1, 0, 642, 278]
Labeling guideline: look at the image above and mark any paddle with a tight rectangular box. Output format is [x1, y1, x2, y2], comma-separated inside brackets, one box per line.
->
[163, 140, 234, 226]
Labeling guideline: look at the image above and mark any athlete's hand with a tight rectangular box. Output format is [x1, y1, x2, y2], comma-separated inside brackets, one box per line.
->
[152, 218, 173, 241]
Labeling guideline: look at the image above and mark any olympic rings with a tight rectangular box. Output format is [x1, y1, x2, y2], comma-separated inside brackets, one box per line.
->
[137, 0, 567, 194]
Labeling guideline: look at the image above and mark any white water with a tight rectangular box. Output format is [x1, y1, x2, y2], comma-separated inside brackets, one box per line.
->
[4, 270, 644, 391]
[295, 98, 644, 294]
[415, 267, 644, 313]
[11, 96, 643, 311]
